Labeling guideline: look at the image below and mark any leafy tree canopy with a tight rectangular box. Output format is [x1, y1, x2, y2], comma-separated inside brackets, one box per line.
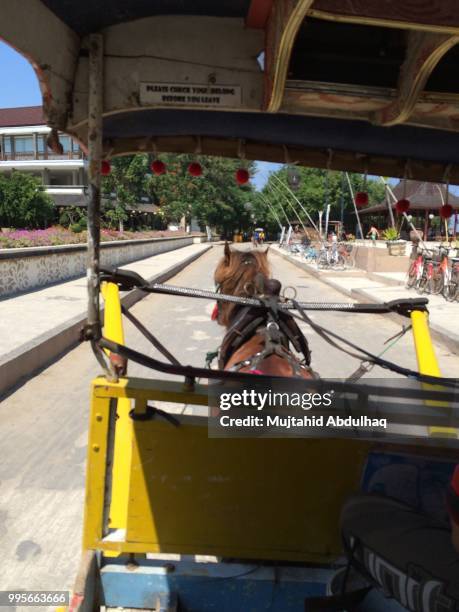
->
[250, 167, 386, 234]
[102, 153, 255, 235]
[0, 171, 54, 228]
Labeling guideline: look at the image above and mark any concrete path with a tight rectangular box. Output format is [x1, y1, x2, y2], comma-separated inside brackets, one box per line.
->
[0, 243, 210, 395]
[272, 245, 459, 356]
[0, 245, 458, 600]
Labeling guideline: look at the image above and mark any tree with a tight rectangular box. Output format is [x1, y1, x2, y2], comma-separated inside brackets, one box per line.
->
[146, 154, 255, 235]
[257, 167, 385, 232]
[0, 172, 54, 228]
[102, 155, 149, 231]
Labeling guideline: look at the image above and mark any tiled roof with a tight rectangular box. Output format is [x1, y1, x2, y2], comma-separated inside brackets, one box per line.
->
[360, 180, 459, 214]
[0, 106, 45, 127]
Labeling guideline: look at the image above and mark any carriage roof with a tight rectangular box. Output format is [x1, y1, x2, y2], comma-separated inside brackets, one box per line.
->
[3, 1, 459, 181]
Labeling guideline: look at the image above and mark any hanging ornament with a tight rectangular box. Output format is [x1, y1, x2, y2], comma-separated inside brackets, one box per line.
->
[395, 162, 412, 215]
[235, 168, 249, 185]
[151, 159, 166, 175]
[440, 204, 453, 219]
[354, 164, 369, 208]
[287, 166, 301, 191]
[101, 160, 111, 176]
[354, 192, 368, 208]
[188, 162, 202, 177]
[439, 172, 453, 219]
[395, 198, 410, 214]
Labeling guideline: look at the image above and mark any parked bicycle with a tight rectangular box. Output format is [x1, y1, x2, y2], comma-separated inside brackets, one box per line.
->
[406, 245, 459, 301]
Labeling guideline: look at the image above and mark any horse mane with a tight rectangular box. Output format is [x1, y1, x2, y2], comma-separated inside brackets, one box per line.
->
[214, 247, 271, 326]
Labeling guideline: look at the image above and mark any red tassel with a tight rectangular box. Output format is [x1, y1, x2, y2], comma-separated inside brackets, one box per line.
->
[188, 162, 202, 177]
[236, 168, 249, 185]
[354, 192, 368, 207]
[439, 204, 453, 219]
[395, 198, 410, 214]
[101, 160, 111, 176]
[151, 160, 166, 175]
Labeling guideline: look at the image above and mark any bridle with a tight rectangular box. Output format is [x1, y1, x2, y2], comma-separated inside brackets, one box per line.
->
[215, 266, 313, 375]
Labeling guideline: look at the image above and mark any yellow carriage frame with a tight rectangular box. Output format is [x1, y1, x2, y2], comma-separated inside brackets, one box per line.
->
[80, 279, 456, 567]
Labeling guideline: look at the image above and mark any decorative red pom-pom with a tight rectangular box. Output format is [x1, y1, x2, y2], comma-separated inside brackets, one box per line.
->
[395, 198, 410, 214]
[235, 168, 250, 185]
[211, 303, 219, 321]
[439, 204, 453, 219]
[188, 162, 202, 177]
[101, 160, 111, 176]
[151, 160, 166, 175]
[354, 191, 368, 207]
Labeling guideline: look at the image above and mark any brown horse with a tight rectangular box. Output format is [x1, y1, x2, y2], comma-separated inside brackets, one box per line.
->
[213, 243, 315, 378]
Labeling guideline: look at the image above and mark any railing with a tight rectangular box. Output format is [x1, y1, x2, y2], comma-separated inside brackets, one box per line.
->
[0, 151, 84, 161]
[45, 184, 86, 189]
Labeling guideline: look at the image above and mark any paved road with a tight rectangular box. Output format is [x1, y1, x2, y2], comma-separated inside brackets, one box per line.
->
[0, 244, 457, 595]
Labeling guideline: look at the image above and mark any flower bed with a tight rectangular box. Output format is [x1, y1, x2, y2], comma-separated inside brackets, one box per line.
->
[0, 226, 190, 249]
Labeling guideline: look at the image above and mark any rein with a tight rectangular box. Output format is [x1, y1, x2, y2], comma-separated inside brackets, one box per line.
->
[216, 274, 313, 375]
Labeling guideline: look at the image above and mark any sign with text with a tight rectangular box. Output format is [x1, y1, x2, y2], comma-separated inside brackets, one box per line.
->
[140, 82, 241, 108]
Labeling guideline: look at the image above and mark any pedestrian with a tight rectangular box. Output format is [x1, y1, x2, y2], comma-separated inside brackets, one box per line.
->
[366, 225, 379, 244]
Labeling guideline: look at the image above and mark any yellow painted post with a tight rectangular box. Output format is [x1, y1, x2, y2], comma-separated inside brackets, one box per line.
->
[410, 310, 457, 438]
[101, 282, 133, 532]
[82, 391, 111, 550]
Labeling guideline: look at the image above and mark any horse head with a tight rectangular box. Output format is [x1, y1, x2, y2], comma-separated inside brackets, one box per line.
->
[213, 243, 272, 326]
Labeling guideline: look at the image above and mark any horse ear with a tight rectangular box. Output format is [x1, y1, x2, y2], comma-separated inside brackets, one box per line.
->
[224, 241, 231, 264]
[265, 246, 270, 254]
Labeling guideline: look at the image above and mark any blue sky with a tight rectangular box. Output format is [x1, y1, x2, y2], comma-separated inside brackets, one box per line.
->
[0, 40, 278, 190]
[0, 42, 42, 107]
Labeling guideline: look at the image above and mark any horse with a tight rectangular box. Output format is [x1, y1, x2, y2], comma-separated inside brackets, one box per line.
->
[213, 243, 315, 378]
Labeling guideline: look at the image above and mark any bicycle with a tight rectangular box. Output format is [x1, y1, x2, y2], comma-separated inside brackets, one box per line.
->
[338, 242, 355, 269]
[406, 247, 431, 292]
[317, 244, 345, 270]
[427, 247, 450, 295]
[444, 255, 459, 302]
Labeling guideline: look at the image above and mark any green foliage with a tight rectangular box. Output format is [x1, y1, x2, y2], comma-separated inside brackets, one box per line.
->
[69, 222, 84, 233]
[102, 155, 148, 229]
[145, 154, 255, 235]
[58, 206, 87, 228]
[254, 168, 386, 233]
[382, 227, 399, 241]
[0, 172, 54, 228]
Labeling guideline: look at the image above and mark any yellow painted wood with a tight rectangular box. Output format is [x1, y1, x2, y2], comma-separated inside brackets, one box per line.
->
[101, 282, 133, 536]
[93, 376, 209, 405]
[410, 310, 457, 438]
[82, 390, 111, 550]
[101, 281, 124, 346]
[124, 420, 369, 563]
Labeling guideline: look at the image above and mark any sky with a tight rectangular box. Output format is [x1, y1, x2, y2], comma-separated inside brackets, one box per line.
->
[0, 41, 279, 190]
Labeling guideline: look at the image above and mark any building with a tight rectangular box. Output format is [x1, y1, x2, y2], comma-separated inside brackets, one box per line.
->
[0, 105, 87, 208]
[359, 180, 459, 238]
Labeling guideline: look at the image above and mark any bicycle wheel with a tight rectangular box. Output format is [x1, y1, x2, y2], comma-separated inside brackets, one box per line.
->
[406, 262, 417, 288]
[317, 252, 329, 269]
[333, 254, 346, 270]
[428, 270, 444, 295]
[416, 269, 429, 294]
[444, 281, 457, 302]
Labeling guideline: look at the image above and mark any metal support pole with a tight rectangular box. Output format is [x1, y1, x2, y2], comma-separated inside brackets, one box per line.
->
[345, 172, 364, 240]
[87, 33, 104, 338]
[272, 174, 319, 232]
[384, 179, 428, 249]
[267, 182, 308, 234]
[264, 184, 292, 230]
[339, 172, 345, 226]
[258, 193, 283, 230]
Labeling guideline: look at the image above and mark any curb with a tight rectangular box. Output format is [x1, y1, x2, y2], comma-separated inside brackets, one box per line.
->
[0, 245, 212, 397]
[272, 246, 459, 355]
